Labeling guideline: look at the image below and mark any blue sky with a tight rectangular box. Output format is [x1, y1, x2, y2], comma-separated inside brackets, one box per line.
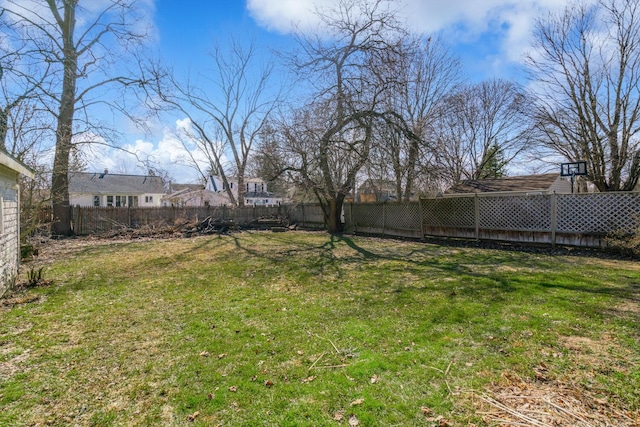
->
[87, 0, 590, 183]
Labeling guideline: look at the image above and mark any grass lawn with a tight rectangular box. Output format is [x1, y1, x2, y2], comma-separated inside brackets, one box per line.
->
[1, 231, 639, 426]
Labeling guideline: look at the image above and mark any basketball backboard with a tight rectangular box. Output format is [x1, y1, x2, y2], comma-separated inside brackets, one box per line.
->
[560, 161, 587, 177]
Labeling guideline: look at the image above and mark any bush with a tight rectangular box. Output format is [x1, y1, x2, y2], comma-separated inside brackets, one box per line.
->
[606, 229, 640, 258]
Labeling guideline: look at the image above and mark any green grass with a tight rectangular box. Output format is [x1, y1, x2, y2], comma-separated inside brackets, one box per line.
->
[1, 232, 639, 426]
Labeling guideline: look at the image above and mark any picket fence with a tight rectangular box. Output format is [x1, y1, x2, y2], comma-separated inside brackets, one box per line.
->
[69, 191, 640, 249]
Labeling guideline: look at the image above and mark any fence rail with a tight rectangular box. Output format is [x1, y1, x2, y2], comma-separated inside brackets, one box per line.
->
[66, 191, 640, 249]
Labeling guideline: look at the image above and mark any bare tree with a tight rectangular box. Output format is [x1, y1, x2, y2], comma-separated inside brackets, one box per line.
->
[1, 0, 153, 235]
[272, 0, 412, 233]
[368, 35, 462, 201]
[152, 37, 281, 206]
[433, 79, 534, 187]
[528, 0, 640, 191]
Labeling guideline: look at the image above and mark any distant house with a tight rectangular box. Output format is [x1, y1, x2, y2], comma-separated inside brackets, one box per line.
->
[68, 171, 165, 207]
[205, 175, 283, 206]
[358, 179, 397, 203]
[1, 150, 34, 296]
[446, 173, 572, 195]
[162, 185, 229, 207]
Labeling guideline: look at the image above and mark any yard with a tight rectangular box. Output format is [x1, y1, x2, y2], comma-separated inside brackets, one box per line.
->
[1, 231, 639, 426]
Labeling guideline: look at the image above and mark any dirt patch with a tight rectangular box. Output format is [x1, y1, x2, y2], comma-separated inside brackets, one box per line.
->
[472, 373, 639, 426]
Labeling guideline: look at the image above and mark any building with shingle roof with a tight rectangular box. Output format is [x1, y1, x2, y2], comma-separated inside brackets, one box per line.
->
[446, 173, 572, 194]
[68, 171, 166, 207]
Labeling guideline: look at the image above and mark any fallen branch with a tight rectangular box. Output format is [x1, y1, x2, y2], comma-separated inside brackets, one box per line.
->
[543, 398, 594, 427]
[311, 364, 350, 369]
[476, 393, 553, 427]
[308, 352, 325, 371]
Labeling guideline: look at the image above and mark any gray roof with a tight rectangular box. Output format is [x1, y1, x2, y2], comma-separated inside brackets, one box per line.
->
[446, 174, 561, 194]
[169, 183, 204, 193]
[69, 172, 165, 195]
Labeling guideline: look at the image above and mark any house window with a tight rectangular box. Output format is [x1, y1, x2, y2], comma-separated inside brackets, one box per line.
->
[115, 195, 124, 207]
[93, 195, 100, 207]
[145, 196, 153, 203]
[128, 196, 138, 207]
[107, 195, 113, 207]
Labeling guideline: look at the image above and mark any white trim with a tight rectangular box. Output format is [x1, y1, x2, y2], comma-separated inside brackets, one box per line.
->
[0, 151, 34, 178]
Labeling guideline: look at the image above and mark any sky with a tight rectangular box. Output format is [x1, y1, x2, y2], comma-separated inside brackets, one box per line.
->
[86, 0, 589, 184]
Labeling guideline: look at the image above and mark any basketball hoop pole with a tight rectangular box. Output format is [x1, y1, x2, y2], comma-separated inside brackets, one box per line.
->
[560, 161, 587, 194]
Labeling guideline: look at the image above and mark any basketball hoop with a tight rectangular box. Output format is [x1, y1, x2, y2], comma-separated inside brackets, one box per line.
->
[560, 161, 587, 193]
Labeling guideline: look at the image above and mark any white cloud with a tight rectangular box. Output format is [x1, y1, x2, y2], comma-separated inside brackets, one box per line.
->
[79, 119, 211, 184]
[246, 0, 597, 75]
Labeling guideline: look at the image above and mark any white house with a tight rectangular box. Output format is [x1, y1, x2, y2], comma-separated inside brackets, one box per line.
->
[162, 185, 229, 207]
[68, 171, 165, 207]
[0, 150, 34, 296]
[205, 175, 283, 206]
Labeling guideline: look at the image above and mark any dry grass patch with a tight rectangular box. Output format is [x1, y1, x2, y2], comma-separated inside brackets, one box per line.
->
[474, 373, 638, 426]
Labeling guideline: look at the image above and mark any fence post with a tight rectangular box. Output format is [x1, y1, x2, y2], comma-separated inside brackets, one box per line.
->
[382, 202, 386, 235]
[350, 202, 354, 233]
[550, 192, 557, 249]
[418, 198, 425, 240]
[474, 194, 480, 241]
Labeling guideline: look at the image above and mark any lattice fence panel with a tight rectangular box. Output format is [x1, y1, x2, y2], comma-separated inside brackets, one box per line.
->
[421, 197, 475, 228]
[351, 203, 385, 228]
[384, 202, 421, 231]
[557, 192, 640, 233]
[479, 195, 551, 231]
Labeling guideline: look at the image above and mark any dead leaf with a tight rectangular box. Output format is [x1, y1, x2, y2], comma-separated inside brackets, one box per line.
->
[199, 351, 210, 357]
[348, 414, 360, 426]
[207, 393, 213, 400]
[228, 386, 238, 392]
[333, 411, 345, 421]
[187, 411, 199, 421]
[370, 374, 379, 384]
[218, 353, 227, 359]
[264, 380, 274, 387]
[297, 350, 304, 355]
[350, 398, 364, 406]
[302, 375, 316, 383]
[421, 406, 433, 415]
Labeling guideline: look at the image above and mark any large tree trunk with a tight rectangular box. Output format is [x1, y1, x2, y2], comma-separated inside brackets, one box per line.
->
[50, 142, 72, 236]
[324, 196, 345, 234]
[50, 2, 77, 236]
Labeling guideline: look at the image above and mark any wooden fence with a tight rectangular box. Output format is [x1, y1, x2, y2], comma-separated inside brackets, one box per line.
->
[347, 191, 640, 248]
[68, 192, 640, 249]
[70, 203, 327, 235]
